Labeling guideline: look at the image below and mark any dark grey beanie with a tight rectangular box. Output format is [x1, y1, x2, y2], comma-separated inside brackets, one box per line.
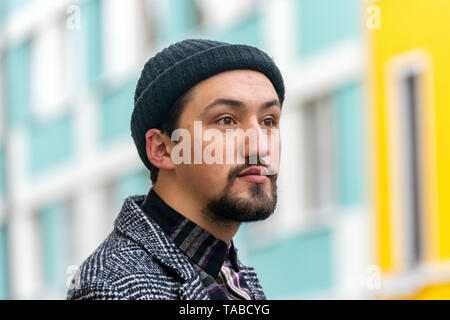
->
[131, 38, 285, 172]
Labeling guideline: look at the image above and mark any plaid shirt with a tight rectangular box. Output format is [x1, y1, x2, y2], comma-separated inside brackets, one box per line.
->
[141, 188, 254, 300]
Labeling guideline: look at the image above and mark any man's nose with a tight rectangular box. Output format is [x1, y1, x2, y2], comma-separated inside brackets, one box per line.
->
[240, 118, 269, 164]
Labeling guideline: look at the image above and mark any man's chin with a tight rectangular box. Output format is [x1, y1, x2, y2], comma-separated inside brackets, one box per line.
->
[203, 171, 278, 223]
[206, 190, 277, 223]
[235, 177, 273, 194]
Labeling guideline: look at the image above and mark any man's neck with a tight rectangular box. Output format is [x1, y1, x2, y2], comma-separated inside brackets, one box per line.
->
[152, 180, 240, 244]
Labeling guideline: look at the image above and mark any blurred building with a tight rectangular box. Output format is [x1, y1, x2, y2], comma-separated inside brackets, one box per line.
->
[0, 0, 373, 299]
[367, 0, 450, 299]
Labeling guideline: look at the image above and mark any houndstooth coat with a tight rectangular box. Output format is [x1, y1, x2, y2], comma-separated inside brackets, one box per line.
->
[66, 195, 267, 300]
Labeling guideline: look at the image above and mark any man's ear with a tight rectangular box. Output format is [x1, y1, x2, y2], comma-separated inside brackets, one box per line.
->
[145, 128, 175, 170]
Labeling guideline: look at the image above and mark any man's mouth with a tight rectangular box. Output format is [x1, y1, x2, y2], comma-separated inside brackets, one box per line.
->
[237, 166, 270, 183]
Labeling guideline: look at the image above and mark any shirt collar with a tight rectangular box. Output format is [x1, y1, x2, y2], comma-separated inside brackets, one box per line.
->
[140, 187, 240, 279]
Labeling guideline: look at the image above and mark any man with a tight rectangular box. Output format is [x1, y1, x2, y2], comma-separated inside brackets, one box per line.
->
[67, 39, 285, 300]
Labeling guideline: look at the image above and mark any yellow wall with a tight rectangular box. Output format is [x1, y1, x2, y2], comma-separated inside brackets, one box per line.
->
[401, 283, 450, 300]
[367, 0, 450, 298]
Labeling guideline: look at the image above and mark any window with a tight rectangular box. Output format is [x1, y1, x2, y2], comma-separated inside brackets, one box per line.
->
[102, 0, 150, 77]
[302, 82, 365, 224]
[302, 95, 337, 223]
[28, 8, 82, 120]
[386, 51, 430, 271]
[399, 72, 423, 268]
[31, 20, 67, 118]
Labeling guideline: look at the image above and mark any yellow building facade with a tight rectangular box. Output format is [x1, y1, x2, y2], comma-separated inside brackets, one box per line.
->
[367, 0, 450, 299]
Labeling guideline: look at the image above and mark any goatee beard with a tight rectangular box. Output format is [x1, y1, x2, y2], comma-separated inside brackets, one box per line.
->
[205, 165, 278, 223]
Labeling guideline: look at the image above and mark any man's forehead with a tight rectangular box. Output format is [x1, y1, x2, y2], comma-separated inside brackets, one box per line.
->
[199, 69, 274, 87]
[189, 70, 278, 105]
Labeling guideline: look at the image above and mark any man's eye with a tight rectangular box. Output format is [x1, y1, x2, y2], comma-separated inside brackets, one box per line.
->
[217, 116, 235, 126]
[262, 118, 276, 127]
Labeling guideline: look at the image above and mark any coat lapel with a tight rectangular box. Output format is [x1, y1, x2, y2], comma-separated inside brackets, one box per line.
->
[114, 195, 210, 299]
[178, 277, 210, 300]
[114, 195, 266, 300]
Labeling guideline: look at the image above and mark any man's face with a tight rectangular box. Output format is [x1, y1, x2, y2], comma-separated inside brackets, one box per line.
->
[170, 69, 281, 223]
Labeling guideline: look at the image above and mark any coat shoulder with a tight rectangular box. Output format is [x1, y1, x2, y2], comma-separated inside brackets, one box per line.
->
[67, 230, 181, 300]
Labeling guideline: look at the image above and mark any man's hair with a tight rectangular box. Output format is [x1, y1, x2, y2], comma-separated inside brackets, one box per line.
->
[149, 88, 194, 184]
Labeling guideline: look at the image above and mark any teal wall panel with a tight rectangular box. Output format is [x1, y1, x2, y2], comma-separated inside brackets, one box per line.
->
[245, 228, 334, 298]
[115, 168, 151, 211]
[30, 114, 74, 174]
[164, 6, 262, 48]
[297, 0, 361, 57]
[0, 2, 6, 26]
[214, 12, 262, 48]
[81, 0, 102, 86]
[3, 41, 31, 127]
[5, 0, 31, 13]
[233, 223, 251, 253]
[334, 82, 365, 207]
[158, 0, 199, 42]
[40, 202, 69, 296]
[2, 0, 32, 23]
[100, 77, 137, 145]
[0, 226, 9, 299]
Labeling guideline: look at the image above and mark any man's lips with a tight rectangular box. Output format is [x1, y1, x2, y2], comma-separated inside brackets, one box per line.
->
[237, 166, 270, 183]
[237, 166, 269, 177]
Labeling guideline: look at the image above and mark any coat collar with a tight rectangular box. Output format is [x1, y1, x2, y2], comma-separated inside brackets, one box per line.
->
[113, 195, 265, 300]
[113, 195, 198, 281]
[141, 187, 241, 279]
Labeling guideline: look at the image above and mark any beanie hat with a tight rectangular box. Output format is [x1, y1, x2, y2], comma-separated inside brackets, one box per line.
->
[131, 38, 285, 172]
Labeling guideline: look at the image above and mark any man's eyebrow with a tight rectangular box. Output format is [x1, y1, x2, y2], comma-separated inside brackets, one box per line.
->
[261, 99, 281, 110]
[202, 98, 281, 116]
